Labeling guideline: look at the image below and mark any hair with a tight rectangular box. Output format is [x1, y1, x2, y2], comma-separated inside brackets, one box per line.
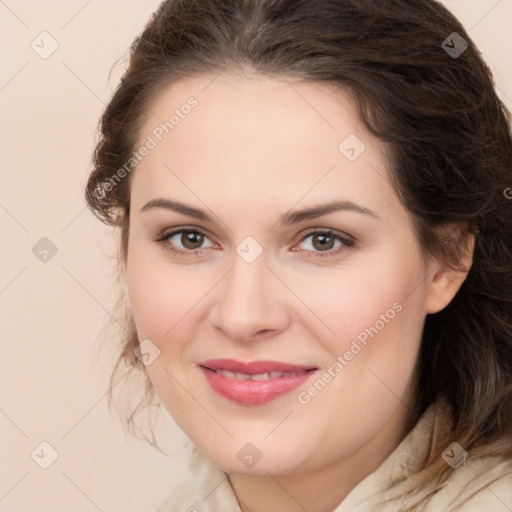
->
[85, 0, 512, 507]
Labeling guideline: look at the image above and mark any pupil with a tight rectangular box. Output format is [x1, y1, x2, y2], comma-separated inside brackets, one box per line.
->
[183, 232, 203, 249]
[314, 234, 334, 250]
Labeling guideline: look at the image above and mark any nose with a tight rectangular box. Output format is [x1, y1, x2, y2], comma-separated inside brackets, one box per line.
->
[209, 249, 290, 344]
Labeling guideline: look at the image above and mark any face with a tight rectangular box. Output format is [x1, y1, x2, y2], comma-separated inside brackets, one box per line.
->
[125, 74, 444, 476]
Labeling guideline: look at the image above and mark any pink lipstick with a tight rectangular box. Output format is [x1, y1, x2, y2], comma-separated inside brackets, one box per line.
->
[198, 359, 317, 405]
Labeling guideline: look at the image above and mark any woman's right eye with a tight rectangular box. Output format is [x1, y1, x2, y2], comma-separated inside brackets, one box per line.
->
[155, 228, 216, 256]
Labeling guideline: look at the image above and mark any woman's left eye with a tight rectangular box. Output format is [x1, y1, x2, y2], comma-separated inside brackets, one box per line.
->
[295, 230, 354, 257]
[154, 228, 354, 258]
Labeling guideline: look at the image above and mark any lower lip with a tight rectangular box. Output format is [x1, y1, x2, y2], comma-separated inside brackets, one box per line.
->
[199, 367, 316, 405]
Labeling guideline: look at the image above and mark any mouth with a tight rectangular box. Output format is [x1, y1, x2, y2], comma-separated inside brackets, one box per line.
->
[198, 359, 318, 405]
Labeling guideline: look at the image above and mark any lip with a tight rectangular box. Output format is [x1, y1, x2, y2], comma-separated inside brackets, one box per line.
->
[198, 359, 318, 405]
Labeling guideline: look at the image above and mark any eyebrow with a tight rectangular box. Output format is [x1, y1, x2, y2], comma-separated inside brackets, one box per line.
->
[140, 198, 380, 225]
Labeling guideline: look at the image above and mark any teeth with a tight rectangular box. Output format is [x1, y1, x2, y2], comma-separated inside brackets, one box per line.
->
[251, 372, 271, 380]
[215, 370, 306, 380]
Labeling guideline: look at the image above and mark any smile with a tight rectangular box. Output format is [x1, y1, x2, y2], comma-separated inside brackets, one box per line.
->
[210, 369, 309, 380]
[198, 359, 318, 405]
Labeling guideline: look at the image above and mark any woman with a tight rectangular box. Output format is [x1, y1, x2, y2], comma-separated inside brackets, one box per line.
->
[85, 0, 512, 510]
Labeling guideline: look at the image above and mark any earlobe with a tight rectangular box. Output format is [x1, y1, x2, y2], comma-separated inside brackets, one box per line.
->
[424, 224, 475, 315]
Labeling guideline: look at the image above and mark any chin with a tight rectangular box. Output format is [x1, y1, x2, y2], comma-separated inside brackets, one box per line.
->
[195, 436, 312, 476]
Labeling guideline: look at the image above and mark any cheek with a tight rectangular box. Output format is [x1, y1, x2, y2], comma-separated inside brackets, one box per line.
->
[290, 250, 425, 353]
[319, 252, 426, 403]
[126, 243, 188, 342]
[125, 246, 200, 414]
[296, 247, 427, 420]
[293, 265, 426, 453]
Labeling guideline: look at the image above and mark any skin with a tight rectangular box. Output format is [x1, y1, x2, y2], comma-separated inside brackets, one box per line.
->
[124, 73, 473, 512]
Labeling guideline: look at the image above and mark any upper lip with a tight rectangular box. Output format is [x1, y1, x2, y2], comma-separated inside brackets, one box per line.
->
[198, 359, 317, 374]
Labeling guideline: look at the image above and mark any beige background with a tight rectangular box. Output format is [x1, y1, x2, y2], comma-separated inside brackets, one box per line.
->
[1, 1, 511, 511]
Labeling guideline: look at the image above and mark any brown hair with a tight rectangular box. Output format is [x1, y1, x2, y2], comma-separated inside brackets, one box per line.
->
[85, 0, 512, 506]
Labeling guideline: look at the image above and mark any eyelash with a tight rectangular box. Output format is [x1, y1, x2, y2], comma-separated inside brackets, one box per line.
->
[154, 227, 355, 258]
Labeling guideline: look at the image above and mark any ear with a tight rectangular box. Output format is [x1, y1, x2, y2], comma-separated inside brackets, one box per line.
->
[424, 222, 476, 315]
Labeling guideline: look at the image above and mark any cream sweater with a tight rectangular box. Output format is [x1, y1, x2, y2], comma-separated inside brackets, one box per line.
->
[155, 401, 512, 511]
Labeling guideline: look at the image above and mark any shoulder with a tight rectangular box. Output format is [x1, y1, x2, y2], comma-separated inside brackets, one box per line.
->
[427, 453, 512, 511]
[400, 401, 512, 511]
[336, 401, 512, 512]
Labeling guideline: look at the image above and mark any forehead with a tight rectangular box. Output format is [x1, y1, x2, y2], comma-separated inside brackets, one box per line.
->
[131, 73, 398, 219]
[138, 73, 364, 159]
